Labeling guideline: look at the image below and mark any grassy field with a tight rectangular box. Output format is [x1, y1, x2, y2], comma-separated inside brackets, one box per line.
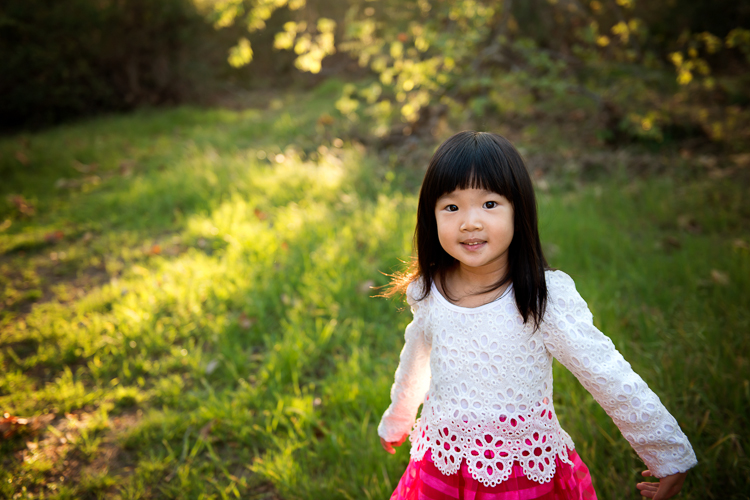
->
[1, 83, 749, 499]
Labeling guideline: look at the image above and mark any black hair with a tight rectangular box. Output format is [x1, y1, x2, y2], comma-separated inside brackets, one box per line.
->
[387, 131, 549, 329]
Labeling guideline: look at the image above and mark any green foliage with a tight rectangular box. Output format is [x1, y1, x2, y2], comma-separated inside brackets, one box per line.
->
[217, 0, 750, 149]
[0, 0, 225, 130]
[1, 87, 748, 497]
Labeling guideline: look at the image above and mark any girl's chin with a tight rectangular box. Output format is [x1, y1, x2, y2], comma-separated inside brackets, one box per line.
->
[455, 256, 508, 273]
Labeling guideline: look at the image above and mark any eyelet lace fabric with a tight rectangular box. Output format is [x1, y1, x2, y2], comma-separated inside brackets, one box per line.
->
[378, 270, 697, 487]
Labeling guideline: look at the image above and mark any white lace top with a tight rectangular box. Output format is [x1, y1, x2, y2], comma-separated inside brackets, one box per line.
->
[378, 270, 697, 486]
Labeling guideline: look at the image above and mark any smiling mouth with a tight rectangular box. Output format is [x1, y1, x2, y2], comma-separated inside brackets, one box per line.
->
[461, 240, 486, 250]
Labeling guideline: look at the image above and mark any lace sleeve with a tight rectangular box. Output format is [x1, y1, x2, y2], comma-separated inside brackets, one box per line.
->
[377, 281, 432, 442]
[542, 271, 697, 478]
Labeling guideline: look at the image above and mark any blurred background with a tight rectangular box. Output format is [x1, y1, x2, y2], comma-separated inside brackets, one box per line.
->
[3, 0, 750, 144]
[1, 1, 749, 498]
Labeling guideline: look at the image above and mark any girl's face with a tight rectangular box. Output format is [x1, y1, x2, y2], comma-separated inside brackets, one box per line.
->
[434, 188, 514, 276]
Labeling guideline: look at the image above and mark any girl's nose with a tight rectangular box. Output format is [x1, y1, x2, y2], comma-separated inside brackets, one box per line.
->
[460, 211, 483, 231]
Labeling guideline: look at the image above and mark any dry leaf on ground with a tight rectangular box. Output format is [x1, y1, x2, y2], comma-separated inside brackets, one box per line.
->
[72, 160, 98, 173]
[0, 413, 55, 439]
[238, 312, 256, 329]
[15, 151, 30, 165]
[710, 269, 730, 285]
[10, 195, 35, 216]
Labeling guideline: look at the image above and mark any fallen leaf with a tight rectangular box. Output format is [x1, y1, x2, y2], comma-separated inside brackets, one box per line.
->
[697, 155, 717, 169]
[205, 359, 220, 375]
[44, 230, 64, 243]
[281, 241, 289, 251]
[239, 312, 256, 329]
[0, 413, 54, 439]
[662, 236, 681, 250]
[0, 219, 11, 231]
[0, 415, 27, 438]
[731, 153, 750, 168]
[568, 110, 586, 122]
[15, 151, 29, 165]
[10, 195, 35, 216]
[72, 160, 98, 173]
[149, 244, 161, 255]
[710, 269, 729, 286]
[198, 420, 214, 441]
[733, 239, 749, 250]
[317, 113, 335, 126]
[677, 215, 701, 234]
[254, 208, 268, 220]
[119, 160, 136, 176]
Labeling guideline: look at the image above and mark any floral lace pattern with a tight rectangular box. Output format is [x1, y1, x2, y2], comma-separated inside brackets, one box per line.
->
[378, 271, 697, 486]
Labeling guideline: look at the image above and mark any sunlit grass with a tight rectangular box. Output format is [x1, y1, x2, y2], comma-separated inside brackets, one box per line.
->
[1, 83, 748, 498]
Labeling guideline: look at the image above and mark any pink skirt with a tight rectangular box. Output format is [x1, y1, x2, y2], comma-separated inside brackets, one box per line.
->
[390, 448, 597, 500]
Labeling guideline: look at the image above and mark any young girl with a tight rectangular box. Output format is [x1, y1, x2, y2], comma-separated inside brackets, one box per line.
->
[378, 132, 697, 500]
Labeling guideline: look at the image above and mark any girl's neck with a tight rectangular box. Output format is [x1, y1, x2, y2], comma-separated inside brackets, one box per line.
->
[438, 262, 511, 308]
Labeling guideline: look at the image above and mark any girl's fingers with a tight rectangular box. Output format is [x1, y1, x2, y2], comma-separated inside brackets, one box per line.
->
[380, 433, 409, 454]
[380, 437, 395, 454]
[636, 482, 659, 490]
[637, 471, 687, 500]
[636, 484, 659, 497]
[637, 470, 659, 499]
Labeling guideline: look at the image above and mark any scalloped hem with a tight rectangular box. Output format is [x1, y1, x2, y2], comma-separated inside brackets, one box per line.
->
[391, 447, 596, 500]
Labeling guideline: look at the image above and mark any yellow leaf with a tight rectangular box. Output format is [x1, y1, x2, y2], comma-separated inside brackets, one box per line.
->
[390, 41, 404, 59]
[677, 68, 693, 85]
[317, 18, 336, 34]
[228, 38, 253, 67]
[274, 31, 295, 51]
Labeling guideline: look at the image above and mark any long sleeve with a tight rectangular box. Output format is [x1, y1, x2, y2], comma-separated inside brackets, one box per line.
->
[378, 282, 432, 442]
[542, 271, 697, 478]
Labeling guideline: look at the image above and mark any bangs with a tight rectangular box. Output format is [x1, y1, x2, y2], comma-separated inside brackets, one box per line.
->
[428, 132, 516, 203]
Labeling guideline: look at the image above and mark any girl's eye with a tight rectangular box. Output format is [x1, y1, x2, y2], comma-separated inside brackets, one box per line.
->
[446, 204, 458, 212]
[484, 201, 497, 209]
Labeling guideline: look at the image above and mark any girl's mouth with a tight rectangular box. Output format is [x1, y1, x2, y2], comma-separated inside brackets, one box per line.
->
[461, 240, 486, 251]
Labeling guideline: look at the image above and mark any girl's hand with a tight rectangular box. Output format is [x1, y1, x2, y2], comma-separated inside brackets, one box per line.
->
[380, 434, 408, 454]
[636, 470, 688, 499]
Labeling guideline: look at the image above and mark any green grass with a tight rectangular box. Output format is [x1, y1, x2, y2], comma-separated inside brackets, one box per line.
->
[1, 83, 748, 499]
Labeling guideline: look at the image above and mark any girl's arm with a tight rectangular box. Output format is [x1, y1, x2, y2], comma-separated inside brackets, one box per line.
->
[542, 271, 697, 480]
[377, 282, 432, 445]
